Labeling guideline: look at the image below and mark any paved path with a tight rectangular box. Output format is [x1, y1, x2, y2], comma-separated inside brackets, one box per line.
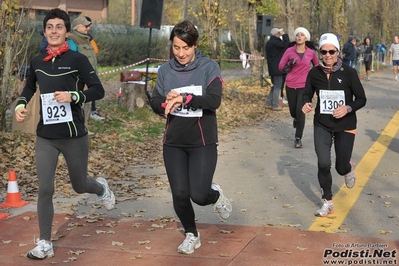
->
[1, 67, 399, 265]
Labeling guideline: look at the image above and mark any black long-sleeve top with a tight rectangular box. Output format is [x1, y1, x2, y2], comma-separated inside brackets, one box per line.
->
[16, 50, 104, 139]
[303, 62, 367, 132]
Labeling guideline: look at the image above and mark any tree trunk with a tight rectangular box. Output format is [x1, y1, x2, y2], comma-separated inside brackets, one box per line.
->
[120, 83, 147, 111]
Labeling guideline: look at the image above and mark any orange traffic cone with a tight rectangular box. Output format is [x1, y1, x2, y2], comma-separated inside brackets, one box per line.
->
[0, 170, 29, 208]
[0, 212, 10, 220]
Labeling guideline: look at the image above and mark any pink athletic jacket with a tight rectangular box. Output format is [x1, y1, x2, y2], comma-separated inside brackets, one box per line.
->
[278, 44, 319, 89]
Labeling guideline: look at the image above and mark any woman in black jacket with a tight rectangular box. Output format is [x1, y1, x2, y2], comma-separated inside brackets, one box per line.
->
[302, 33, 367, 217]
[363, 37, 373, 81]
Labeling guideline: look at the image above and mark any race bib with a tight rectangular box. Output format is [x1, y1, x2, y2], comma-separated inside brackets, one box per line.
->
[171, 86, 203, 117]
[40, 93, 73, 125]
[319, 90, 346, 114]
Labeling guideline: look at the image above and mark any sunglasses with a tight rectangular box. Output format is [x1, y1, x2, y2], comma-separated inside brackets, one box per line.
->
[320, 50, 338, 55]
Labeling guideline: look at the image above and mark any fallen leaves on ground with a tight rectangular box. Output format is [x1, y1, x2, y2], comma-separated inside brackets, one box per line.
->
[0, 77, 283, 203]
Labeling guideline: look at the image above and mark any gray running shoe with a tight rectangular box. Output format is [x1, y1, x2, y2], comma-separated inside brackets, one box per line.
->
[294, 138, 302, 148]
[27, 239, 54, 260]
[97, 177, 115, 210]
[212, 183, 232, 220]
[314, 199, 334, 217]
[344, 160, 356, 189]
[178, 232, 201, 254]
[90, 111, 105, 121]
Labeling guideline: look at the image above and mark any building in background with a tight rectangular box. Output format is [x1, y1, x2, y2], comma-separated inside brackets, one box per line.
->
[25, 0, 109, 22]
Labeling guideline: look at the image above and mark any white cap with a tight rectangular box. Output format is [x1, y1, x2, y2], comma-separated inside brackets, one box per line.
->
[270, 28, 283, 36]
[294, 27, 310, 41]
[319, 33, 340, 51]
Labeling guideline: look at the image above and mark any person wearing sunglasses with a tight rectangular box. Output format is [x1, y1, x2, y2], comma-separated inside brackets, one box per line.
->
[68, 16, 105, 122]
[302, 33, 367, 217]
[278, 27, 319, 148]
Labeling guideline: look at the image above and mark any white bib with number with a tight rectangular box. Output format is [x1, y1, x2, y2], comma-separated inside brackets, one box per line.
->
[319, 90, 345, 114]
[171, 86, 203, 117]
[40, 93, 73, 125]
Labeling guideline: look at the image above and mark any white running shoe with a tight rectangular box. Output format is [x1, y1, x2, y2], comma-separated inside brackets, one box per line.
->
[27, 239, 54, 260]
[178, 232, 201, 254]
[211, 183, 232, 220]
[282, 98, 288, 105]
[314, 199, 334, 217]
[96, 177, 115, 210]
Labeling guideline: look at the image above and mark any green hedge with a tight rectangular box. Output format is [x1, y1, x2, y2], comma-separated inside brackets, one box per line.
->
[26, 31, 245, 67]
[26, 31, 170, 67]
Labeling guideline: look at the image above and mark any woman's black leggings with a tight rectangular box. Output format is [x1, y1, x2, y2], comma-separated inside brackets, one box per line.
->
[163, 144, 220, 235]
[286, 86, 306, 139]
[314, 125, 355, 200]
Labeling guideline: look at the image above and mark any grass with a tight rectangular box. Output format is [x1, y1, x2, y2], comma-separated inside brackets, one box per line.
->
[90, 101, 165, 144]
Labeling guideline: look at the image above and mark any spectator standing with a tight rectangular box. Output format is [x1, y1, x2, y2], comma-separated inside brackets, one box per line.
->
[14, 8, 115, 260]
[278, 27, 319, 148]
[354, 37, 364, 74]
[68, 16, 105, 121]
[342, 36, 357, 67]
[362, 37, 373, 81]
[389, 36, 399, 80]
[302, 33, 366, 217]
[376, 42, 387, 63]
[150, 20, 232, 255]
[265, 27, 290, 111]
[84, 16, 99, 55]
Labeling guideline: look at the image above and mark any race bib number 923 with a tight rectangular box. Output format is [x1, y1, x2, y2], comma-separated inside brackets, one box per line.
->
[40, 93, 73, 125]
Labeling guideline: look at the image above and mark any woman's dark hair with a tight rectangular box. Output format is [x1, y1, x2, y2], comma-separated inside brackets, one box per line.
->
[43, 8, 71, 32]
[287, 40, 318, 50]
[364, 37, 371, 44]
[169, 20, 199, 47]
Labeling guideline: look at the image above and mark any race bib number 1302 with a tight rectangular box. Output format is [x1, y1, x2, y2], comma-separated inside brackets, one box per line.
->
[319, 90, 345, 114]
[40, 93, 73, 125]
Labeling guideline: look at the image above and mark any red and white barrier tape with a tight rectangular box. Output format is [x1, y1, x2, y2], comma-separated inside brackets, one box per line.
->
[98, 54, 263, 76]
[98, 58, 168, 76]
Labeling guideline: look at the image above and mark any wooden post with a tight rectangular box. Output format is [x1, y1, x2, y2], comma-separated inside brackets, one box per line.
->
[120, 82, 147, 111]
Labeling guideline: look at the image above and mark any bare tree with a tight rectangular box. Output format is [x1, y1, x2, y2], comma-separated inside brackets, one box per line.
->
[0, 0, 34, 131]
[192, 0, 227, 63]
[108, 0, 132, 24]
[280, 0, 295, 37]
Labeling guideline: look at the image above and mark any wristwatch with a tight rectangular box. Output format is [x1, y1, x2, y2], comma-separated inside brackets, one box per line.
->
[347, 105, 352, 113]
[181, 93, 187, 105]
[71, 93, 78, 102]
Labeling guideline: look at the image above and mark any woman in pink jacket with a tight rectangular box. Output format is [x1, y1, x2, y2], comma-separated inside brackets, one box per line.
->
[279, 27, 319, 148]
